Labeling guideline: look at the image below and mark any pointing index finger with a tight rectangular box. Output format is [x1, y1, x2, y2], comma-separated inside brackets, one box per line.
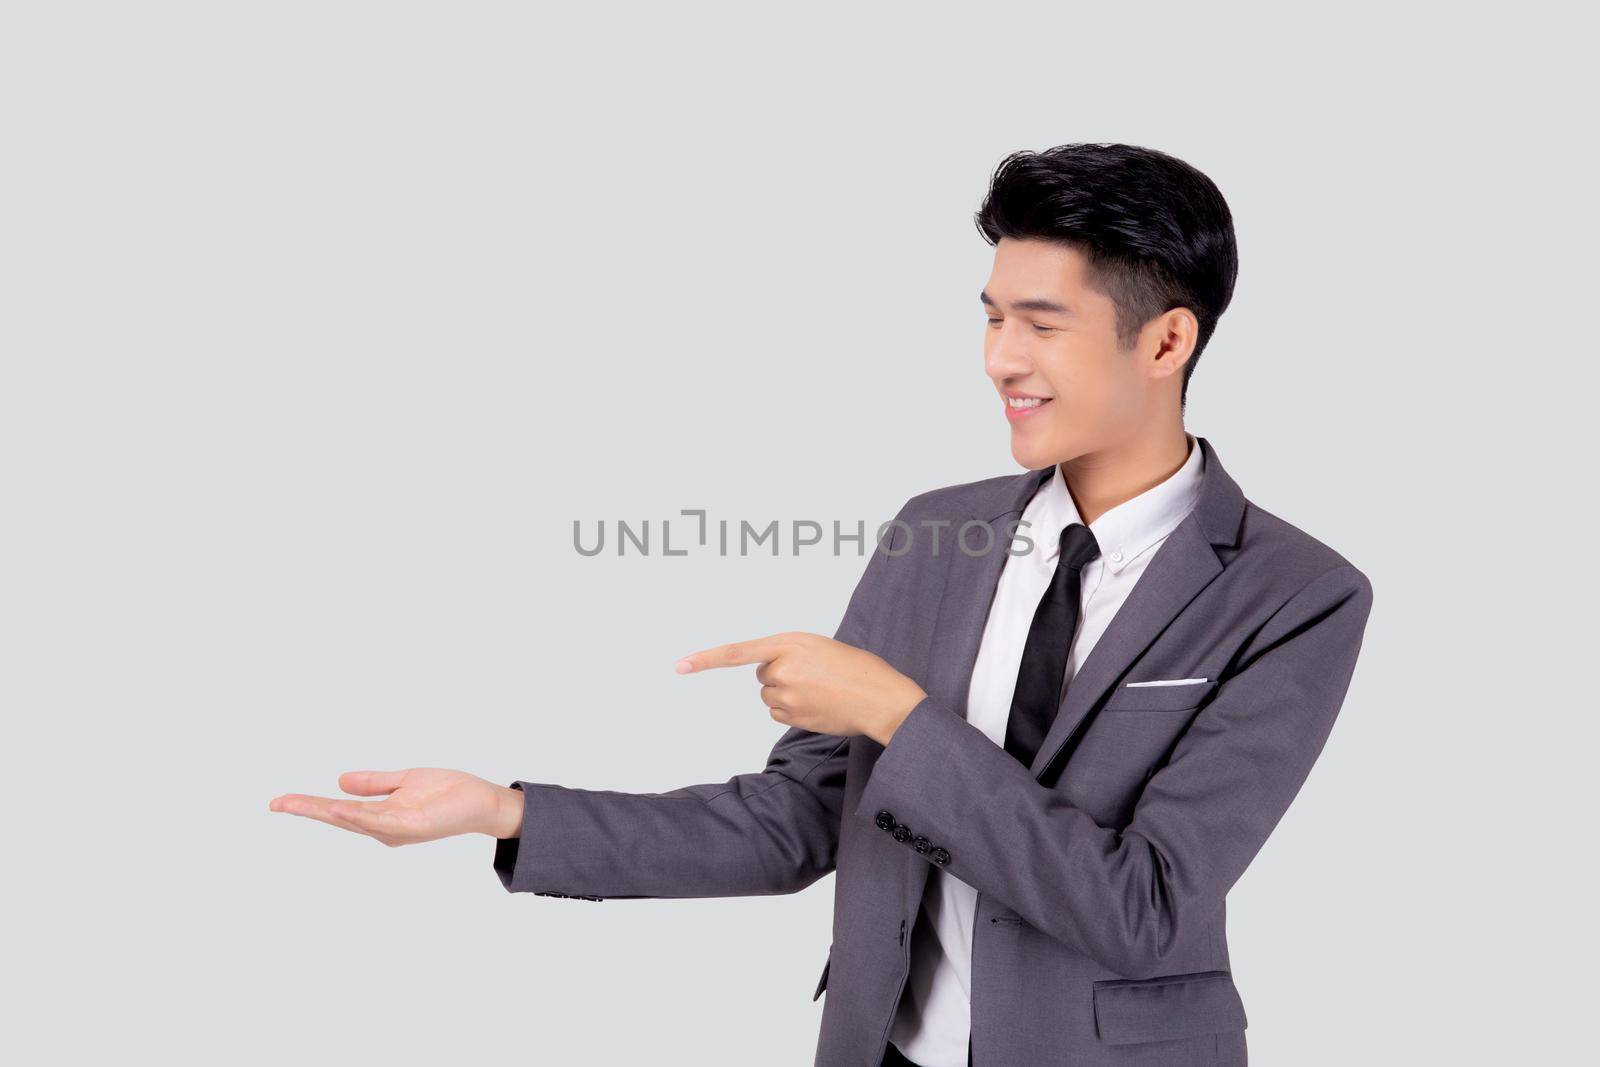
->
[675, 634, 787, 674]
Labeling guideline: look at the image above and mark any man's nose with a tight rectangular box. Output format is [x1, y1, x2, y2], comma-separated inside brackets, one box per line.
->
[985, 327, 1033, 381]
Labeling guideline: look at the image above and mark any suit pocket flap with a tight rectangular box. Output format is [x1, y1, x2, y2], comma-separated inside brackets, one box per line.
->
[1093, 971, 1247, 1045]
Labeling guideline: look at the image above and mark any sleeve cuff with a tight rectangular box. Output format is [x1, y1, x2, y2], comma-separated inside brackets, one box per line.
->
[852, 694, 947, 822]
[850, 694, 1014, 877]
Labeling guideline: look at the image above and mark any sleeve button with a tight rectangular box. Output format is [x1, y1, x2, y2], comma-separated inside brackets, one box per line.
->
[875, 810, 897, 832]
[891, 825, 913, 844]
[912, 836, 930, 854]
[929, 847, 951, 867]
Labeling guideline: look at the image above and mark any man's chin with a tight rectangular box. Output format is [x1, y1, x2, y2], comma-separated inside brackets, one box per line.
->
[1010, 435, 1066, 471]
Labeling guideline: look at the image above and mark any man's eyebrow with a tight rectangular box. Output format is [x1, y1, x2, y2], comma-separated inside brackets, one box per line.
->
[978, 289, 1073, 315]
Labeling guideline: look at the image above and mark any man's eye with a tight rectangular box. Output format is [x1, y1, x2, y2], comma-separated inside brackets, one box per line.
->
[985, 317, 1002, 326]
[1033, 325, 1057, 334]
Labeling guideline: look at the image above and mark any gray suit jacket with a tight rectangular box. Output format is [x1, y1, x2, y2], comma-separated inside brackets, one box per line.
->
[494, 436, 1374, 1066]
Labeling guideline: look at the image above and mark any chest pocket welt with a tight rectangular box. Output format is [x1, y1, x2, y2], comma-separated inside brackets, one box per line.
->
[1093, 970, 1247, 1045]
[1061, 680, 1216, 823]
[1102, 678, 1217, 713]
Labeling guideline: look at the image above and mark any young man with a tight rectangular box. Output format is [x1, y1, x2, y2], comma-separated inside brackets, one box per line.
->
[270, 144, 1374, 1066]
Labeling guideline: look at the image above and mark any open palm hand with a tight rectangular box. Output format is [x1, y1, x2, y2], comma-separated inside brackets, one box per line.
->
[269, 767, 519, 845]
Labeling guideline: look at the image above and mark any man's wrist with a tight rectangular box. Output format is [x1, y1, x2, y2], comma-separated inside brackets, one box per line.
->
[866, 685, 926, 747]
[490, 784, 525, 839]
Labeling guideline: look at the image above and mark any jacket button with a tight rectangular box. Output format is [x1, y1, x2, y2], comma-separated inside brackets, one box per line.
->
[875, 810, 897, 832]
[912, 836, 930, 854]
[892, 825, 913, 844]
[929, 847, 951, 866]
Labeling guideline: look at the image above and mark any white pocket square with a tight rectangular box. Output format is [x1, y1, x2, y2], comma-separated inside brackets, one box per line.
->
[1124, 677, 1209, 688]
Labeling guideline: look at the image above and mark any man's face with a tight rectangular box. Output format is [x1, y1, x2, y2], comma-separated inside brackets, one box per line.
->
[981, 237, 1154, 470]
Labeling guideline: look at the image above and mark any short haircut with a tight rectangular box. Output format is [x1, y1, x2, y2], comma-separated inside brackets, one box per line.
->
[974, 143, 1239, 408]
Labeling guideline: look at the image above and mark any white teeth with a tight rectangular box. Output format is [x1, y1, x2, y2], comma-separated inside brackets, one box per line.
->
[1008, 396, 1047, 408]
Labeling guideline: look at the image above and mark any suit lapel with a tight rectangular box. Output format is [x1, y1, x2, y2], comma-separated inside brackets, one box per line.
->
[918, 437, 1248, 780]
[920, 467, 1051, 717]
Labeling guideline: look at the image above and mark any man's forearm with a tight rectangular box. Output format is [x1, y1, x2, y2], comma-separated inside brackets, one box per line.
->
[490, 723, 853, 898]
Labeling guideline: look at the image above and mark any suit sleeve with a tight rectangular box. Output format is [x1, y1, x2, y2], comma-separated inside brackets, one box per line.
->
[491, 507, 905, 899]
[853, 562, 1374, 976]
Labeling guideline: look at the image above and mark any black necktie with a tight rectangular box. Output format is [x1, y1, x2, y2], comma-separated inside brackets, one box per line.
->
[1003, 522, 1101, 769]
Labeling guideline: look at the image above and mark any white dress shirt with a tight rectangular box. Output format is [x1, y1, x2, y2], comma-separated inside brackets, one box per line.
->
[888, 432, 1207, 1067]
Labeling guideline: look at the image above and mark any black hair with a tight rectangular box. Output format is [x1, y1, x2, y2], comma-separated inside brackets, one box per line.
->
[974, 143, 1238, 408]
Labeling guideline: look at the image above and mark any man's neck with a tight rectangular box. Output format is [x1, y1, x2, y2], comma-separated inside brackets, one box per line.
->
[1059, 428, 1192, 527]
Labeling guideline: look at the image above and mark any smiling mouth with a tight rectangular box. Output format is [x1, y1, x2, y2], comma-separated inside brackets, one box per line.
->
[1004, 395, 1054, 420]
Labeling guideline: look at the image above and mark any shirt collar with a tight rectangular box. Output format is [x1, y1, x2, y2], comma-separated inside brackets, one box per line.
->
[1032, 432, 1206, 575]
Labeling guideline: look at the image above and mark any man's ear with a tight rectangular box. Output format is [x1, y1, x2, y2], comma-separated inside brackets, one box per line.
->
[1141, 306, 1199, 382]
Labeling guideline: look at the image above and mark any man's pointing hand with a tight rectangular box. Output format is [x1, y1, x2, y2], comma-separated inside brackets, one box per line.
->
[676, 631, 927, 746]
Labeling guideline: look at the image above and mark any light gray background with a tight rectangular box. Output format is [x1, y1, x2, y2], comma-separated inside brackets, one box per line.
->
[3, 4, 1593, 1064]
